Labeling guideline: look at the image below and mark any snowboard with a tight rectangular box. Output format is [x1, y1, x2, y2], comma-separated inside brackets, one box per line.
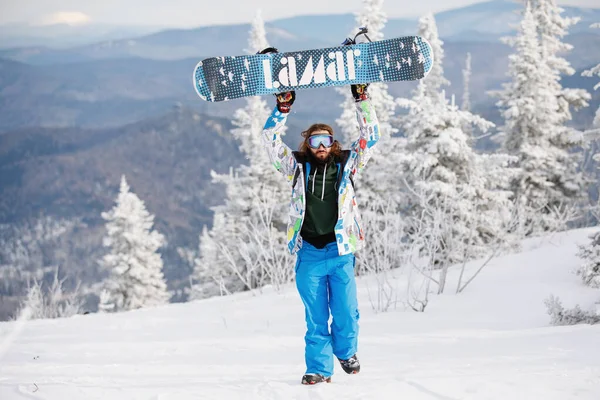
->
[192, 36, 434, 102]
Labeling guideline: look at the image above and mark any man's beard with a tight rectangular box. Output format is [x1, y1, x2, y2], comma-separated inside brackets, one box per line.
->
[308, 149, 333, 166]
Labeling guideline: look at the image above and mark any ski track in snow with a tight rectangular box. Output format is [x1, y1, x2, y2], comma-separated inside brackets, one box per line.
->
[1, 229, 600, 399]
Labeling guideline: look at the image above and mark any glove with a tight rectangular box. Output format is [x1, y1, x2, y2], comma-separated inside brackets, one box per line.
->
[351, 84, 369, 102]
[276, 91, 295, 113]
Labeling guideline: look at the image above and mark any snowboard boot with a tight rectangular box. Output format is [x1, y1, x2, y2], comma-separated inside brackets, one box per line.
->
[338, 354, 360, 374]
[301, 374, 332, 385]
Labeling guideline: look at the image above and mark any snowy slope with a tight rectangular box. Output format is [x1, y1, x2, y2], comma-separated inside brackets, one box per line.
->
[1, 228, 599, 400]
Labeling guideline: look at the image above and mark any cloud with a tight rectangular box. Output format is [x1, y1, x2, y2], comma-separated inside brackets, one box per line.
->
[35, 11, 92, 26]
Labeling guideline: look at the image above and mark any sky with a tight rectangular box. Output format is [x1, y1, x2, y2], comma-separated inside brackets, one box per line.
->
[1, 0, 599, 27]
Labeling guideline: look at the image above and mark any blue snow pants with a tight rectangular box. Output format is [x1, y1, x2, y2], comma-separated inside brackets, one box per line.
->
[295, 241, 360, 377]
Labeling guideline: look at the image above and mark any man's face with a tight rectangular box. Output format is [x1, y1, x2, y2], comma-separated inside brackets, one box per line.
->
[308, 130, 333, 162]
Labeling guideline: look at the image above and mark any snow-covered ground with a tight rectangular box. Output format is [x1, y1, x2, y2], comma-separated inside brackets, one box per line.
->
[1, 228, 599, 400]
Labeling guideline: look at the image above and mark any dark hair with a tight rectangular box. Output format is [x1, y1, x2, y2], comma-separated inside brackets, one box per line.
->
[298, 123, 343, 158]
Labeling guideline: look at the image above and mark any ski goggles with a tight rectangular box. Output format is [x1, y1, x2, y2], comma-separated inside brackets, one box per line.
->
[307, 134, 334, 149]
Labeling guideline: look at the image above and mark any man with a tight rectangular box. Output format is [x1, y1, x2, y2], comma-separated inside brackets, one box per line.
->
[261, 84, 380, 385]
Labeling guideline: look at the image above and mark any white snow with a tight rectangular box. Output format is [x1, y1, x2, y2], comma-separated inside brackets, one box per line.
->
[1, 228, 600, 400]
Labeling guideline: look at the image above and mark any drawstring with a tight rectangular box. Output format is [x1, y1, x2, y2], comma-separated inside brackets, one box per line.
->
[309, 163, 333, 200]
[321, 164, 326, 200]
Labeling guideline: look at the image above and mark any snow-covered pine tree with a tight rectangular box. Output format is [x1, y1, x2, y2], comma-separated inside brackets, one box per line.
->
[340, 0, 393, 133]
[417, 12, 450, 102]
[582, 22, 600, 127]
[462, 52, 472, 112]
[336, 0, 398, 209]
[531, 0, 590, 193]
[100, 175, 169, 312]
[189, 218, 229, 299]
[531, 0, 590, 114]
[461, 52, 474, 139]
[390, 11, 453, 208]
[493, 2, 585, 234]
[336, 0, 396, 145]
[191, 11, 293, 298]
[397, 84, 517, 270]
[392, 12, 450, 139]
[332, 0, 404, 277]
[577, 229, 600, 288]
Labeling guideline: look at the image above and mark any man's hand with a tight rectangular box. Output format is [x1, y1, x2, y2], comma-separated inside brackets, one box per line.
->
[351, 84, 369, 102]
[276, 91, 295, 113]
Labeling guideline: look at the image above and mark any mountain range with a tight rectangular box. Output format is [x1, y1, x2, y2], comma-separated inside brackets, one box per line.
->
[1, 1, 599, 64]
[0, 22, 167, 49]
[0, 1, 598, 133]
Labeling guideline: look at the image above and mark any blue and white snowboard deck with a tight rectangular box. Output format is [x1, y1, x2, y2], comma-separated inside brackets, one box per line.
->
[193, 36, 433, 102]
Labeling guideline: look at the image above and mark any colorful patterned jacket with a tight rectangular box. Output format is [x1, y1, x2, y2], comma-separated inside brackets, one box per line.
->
[261, 99, 380, 256]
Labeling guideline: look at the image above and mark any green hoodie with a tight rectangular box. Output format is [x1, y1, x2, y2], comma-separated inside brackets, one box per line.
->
[300, 159, 339, 248]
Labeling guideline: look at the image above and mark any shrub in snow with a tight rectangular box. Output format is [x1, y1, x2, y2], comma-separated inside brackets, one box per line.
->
[15, 268, 83, 320]
[544, 295, 600, 326]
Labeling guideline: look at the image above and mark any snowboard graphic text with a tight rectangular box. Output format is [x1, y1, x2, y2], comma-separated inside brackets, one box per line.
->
[263, 49, 361, 89]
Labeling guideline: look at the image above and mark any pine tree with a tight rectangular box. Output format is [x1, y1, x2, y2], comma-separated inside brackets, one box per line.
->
[582, 22, 600, 127]
[336, 0, 398, 208]
[577, 229, 600, 288]
[390, 11, 519, 279]
[386, 11, 453, 208]
[100, 175, 169, 312]
[337, 0, 396, 145]
[462, 52, 472, 112]
[493, 2, 585, 234]
[417, 12, 450, 102]
[190, 219, 227, 300]
[192, 12, 293, 297]
[531, 0, 590, 111]
[531, 0, 590, 175]
[397, 85, 517, 268]
[461, 52, 474, 139]
[354, 0, 386, 40]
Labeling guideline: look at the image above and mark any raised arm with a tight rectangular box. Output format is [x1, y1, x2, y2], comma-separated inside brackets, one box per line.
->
[260, 91, 297, 184]
[348, 85, 380, 179]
